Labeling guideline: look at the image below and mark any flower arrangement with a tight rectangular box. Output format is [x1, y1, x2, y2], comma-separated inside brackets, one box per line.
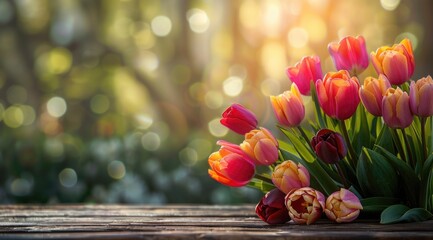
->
[208, 35, 433, 225]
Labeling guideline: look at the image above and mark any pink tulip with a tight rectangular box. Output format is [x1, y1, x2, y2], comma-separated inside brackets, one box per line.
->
[382, 87, 413, 128]
[286, 56, 323, 95]
[359, 74, 392, 116]
[220, 103, 258, 135]
[255, 188, 291, 225]
[240, 127, 279, 166]
[328, 35, 369, 75]
[409, 76, 433, 117]
[270, 84, 305, 128]
[315, 70, 360, 120]
[208, 140, 255, 187]
[285, 187, 325, 225]
[371, 38, 415, 85]
[272, 160, 310, 194]
[325, 188, 363, 223]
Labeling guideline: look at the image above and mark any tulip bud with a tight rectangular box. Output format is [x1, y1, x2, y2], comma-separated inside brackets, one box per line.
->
[325, 188, 363, 223]
[272, 160, 310, 194]
[208, 140, 255, 187]
[409, 76, 433, 117]
[286, 56, 323, 95]
[371, 38, 415, 85]
[220, 103, 258, 135]
[359, 74, 392, 116]
[240, 127, 279, 166]
[315, 70, 360, 120]
[285, 187, 325, 225]
[270, 84, 305, 128]
[382, 87, 413, 128]
[328, 35, 369, 75]
[255, 188, 291, 225]
[311, 129, 347, 164]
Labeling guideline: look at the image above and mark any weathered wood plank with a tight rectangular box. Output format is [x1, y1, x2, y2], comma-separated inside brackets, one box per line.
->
[0, 205, 432, 239]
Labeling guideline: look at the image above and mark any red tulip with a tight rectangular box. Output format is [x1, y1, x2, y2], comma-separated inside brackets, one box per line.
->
[315, 70, 360, 120]
[286, 56, 323, 95]
[270, 84, 305, 128]
[220, 103, 258, 135]
[240, 127, 279, 166]
[328, 35, 369, 75]
[208, 140, 255, 187]
[371, 38, 415, 85]
[409, 76, 433, 117]
[311, 129, 347, 164]
[255, 188, 291, 224]
[359, 74, 392, 116]
[382, 87, 413, 129]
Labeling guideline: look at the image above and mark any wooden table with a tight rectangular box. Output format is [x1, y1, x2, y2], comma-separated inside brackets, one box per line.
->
[0, 205, 432, 239]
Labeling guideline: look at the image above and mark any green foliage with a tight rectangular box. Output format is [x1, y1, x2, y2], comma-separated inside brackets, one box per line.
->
[380, 204, 433, 224]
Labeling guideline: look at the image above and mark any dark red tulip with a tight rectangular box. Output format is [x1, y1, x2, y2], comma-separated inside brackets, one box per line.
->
[310, 129, 347, 164]
[255, 188, 290, 225]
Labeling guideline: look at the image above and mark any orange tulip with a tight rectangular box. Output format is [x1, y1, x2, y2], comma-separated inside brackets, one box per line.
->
[208, 140, 255, 187]
[270, 84, 305, 128]
[371, 38, 415, 85]
[272, 160, 310, 194]
[240, 127, 279, 166]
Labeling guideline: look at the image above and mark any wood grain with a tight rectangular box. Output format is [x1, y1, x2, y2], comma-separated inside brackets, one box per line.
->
[0, 205, 432, 239]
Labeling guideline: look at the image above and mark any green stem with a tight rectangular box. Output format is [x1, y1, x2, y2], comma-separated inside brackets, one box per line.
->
[400, 128, 415, 168]
[390, 128, 407, 164]
[335, 162, 349, 189]
[339, 120, 357, 169]
[311, 82, 326, 129]
[297, 126, 313, 152]
[421, 117, 427, 165]
[254, 174, 274, 185]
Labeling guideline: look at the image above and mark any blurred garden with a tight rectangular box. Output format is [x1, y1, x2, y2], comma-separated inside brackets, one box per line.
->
[0, 0, 432, 204]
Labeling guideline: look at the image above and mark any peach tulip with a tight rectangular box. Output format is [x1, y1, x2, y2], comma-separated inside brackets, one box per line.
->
[328, 35, 369, 75]
[359, 74, 392, 116]
[315, 70, 360, 120]
[272, 160, 310, 194]
[409, 76, 433, 117]
[325, 188, 363, 223]
[286, 56, 323, 95]
[382, 87, 413, 128]
[285, 187, 325, 225]
[371, 38, 415, 85]
[270, 84, 305, 128]
[240, 127, 279, 166]
[208, 140, 255, 187]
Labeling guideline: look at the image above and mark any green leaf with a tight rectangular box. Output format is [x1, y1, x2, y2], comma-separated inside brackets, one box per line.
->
[376, 146, 420, 206]
[373, 126, 395, 154]
[351, 106, 372, 154]
[360, 197, 400, 213]
[357, 148, 399, 198]
[247, 179, 275, 193]
[380, 204, 433, 224]
[279, 127, 315, 163]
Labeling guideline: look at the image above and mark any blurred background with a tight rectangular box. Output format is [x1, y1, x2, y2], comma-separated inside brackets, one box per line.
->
[0, 0, 431, 204]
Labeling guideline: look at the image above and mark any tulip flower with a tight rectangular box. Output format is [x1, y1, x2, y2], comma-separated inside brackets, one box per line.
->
[285, 187, 325, 225]
[208, 140, 255, 187]
[328, 35, 369, 75]
[286, 56, 323, 95]
[272, 160, 310, 194]
[315, 70, 360, 120]
[359, 74, 392, 116]
[240, 127, 279, 166]
[325, 188, 363, 223]
[382, 87, 413, 128]
[371, 38, 415, 85]
[255, 188, 291, 224]
[310, 129, 347, 164]
[220, 103, 258, 135]
[270, 84, 305, 128]
[409, 76, 433, 117]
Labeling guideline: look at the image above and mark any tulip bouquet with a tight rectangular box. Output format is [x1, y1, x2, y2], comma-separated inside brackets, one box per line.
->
[208, 35, 433, 225]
